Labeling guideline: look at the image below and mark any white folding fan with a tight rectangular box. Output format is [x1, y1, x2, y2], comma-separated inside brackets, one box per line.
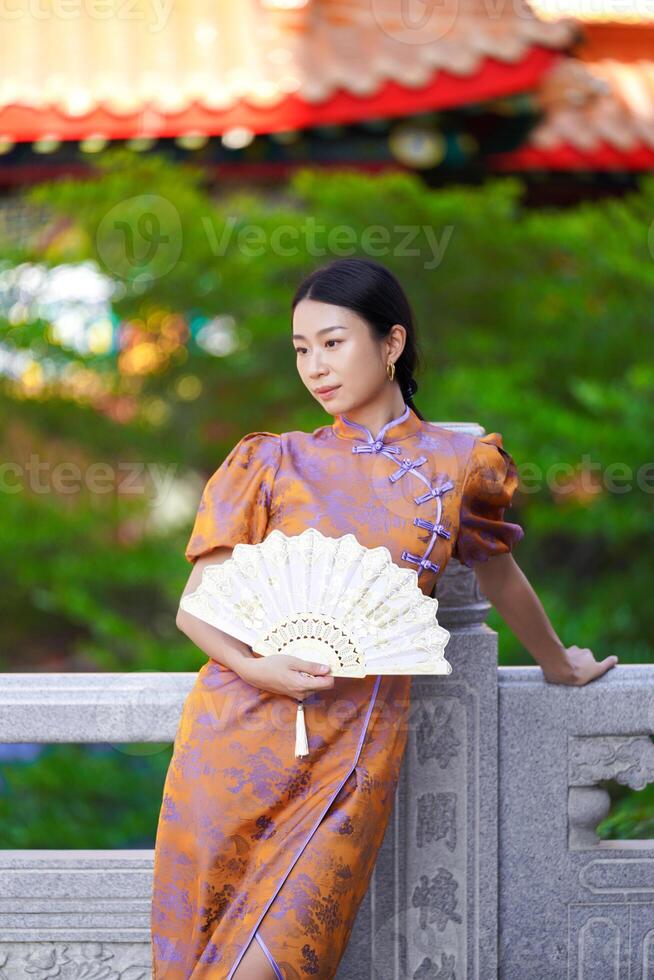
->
[179, 528, 451, 758]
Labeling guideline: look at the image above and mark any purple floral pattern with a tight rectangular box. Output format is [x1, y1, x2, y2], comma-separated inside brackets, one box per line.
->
[152, 406, 524, 977]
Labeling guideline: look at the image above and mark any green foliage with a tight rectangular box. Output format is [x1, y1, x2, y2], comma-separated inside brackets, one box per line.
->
[0, 743, 172, 847]
[1, 148, 652, 841]
[2, 148, 652, 668]
[597, 779, 654, 841]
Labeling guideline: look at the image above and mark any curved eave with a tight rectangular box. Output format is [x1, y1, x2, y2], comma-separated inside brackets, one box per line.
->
[490, 143, 654, 170]
[0, 47, 561, 144]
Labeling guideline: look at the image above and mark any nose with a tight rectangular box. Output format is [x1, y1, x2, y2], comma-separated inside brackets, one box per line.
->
[307, 354, 328, 378]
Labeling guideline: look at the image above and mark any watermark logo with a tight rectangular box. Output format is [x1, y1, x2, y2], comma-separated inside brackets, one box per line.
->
[0, 0, 174, 33]
[96, 194, 182, 286]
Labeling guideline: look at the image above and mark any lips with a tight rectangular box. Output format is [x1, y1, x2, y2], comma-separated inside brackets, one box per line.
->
[315, 386, 340, 395]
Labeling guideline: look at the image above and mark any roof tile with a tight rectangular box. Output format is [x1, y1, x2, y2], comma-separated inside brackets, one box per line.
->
[0, 0, 577, 116]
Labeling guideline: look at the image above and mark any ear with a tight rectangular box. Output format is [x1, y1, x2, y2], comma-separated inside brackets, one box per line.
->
[388, 323, 407, 359]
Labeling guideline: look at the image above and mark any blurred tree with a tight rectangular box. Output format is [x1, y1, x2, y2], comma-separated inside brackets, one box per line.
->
[0, 150, 652, 841]
[1, 149, 651, 672]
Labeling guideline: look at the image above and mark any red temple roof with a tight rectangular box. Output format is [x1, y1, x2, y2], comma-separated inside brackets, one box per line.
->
[0, 0, 577, 143]
[491, 23, 654, 170]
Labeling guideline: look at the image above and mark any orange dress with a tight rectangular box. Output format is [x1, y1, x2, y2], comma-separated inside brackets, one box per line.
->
[151, 403, 524, 979]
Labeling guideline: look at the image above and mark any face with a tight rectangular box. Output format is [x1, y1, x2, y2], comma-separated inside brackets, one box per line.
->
[292, 298, 405, 415]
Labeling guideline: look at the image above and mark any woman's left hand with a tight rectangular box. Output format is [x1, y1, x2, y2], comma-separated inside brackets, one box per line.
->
[542, 644, 619, 686]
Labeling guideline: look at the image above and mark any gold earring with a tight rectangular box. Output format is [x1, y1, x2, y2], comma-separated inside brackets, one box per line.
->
[387, 361, 395, 382]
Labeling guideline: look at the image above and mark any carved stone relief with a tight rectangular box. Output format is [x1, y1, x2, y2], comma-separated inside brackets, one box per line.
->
[0, 943, 150, 980]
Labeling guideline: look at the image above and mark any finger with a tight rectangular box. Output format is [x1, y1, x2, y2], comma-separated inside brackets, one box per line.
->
[307, 673, 334, 686]
[292, 660, 331, 675]
[297, 672, 333, 689]
[588, 656, 617, 682]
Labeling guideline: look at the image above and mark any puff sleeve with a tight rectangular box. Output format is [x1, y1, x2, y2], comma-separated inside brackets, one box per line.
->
[184, 431, 282, 563]
[453, 432, 525, 568]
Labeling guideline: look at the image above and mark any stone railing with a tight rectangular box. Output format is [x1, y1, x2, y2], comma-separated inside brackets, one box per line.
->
[1, 426, 650, 978]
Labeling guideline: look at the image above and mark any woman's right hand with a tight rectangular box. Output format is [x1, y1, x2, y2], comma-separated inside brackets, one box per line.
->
[238, 653, 334, 700]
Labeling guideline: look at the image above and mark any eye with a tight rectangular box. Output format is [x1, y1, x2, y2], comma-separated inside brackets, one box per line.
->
[325, 339, 341, 348]
[295, 347, 307, 355]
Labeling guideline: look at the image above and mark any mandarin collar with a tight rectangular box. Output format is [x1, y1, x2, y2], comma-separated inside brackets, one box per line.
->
[332, 403, 422, 444]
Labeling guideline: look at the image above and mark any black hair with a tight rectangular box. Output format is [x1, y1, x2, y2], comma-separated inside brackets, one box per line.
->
[291, 257, 425, 421]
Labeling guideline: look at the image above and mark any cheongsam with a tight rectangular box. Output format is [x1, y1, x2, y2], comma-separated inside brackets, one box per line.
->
[151, 402, 524, 979]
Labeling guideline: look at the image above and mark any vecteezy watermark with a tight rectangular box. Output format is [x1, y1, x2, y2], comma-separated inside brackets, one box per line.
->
[90, 670, 190, 758]
[0, 456, 179, 502]
[201, 216, 455, 271]
[370, 0, 461, 44]
[96, 195, 183, 285]
[366, 453, 654, 528]
[516, 457, 654, 496]
[0, 0, 174, 32]
[369, 0, 551, 44]
[369, 0, 654, 40]
[94, 194, 454, 274]
[3, 454, 652, 500]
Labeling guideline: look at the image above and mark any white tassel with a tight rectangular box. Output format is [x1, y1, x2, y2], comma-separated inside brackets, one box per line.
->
[295, 700, 309, 757]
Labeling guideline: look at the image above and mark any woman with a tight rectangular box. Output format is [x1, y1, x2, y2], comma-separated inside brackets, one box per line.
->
[151, 258, 618, 980]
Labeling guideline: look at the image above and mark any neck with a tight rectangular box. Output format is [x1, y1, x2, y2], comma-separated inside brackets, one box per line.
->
[339, 393, 408, 440]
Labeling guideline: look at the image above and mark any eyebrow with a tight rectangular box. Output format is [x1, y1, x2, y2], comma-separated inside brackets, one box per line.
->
[292, 325, 348, 341]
